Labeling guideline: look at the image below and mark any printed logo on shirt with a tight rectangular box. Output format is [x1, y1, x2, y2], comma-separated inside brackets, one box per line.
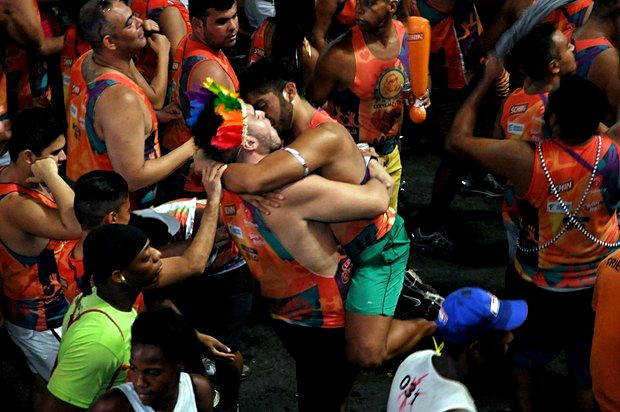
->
[72, 84, 81, 95]
[223, 204, 236, 216]
[241, 245, 259, 260]
[507, 122, 524, 136]
[63, 57, 74, 68]
[510, 103, 528, 114]
[490, 294, 499, 316]
[228, 224, 243, 239]
[248, 232, 264, 246]
[547, 201, 572, 213]
[70, 104, 78, 119]
[377, 68, 405, 100]
[550, 180, 573, 194]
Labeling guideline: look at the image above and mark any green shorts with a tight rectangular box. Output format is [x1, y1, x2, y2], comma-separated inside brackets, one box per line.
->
[344, 215, 410, 316]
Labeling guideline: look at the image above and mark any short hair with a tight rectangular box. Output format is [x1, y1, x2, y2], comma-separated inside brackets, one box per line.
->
[506, 23, 560, 81]
[7, 107, 66, 162]
[131, 307, 203, 367]
[82, 224, 148, 294]
[188, 0, 235, 20]
[547, 74, 606, 143]
[74, 170, 129, 230]
[240, 58, 297, 100]
[79, 0, 118, 52]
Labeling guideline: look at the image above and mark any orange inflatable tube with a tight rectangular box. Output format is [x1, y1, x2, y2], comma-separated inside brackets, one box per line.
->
[406, 16, 431, 123]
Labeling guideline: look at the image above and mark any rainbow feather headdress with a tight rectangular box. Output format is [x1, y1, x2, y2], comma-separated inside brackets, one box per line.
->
[186, 77, 248, 151]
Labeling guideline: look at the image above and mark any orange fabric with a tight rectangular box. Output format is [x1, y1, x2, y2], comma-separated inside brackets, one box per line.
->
[130, 0, 191, 82]
[500, 88, 548, 142]
[0, 183, 68, 331]
[592, 251, 620, 411]
[60, 25, 91, 108]
[540, 0, 593, 41]
[220, 190, 349, 328]
[336, 0, 357, 27]
[248, 19, 272, 65]
[514, 136, 620, 289]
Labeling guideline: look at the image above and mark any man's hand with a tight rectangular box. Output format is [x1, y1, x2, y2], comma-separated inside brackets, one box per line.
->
[202, 163, 227, 204]
[196, 332, 236, 361]
[143, 19, 170, 55]
[368, 158, 394, 199]
[156, 102, 183, 124]
[483, 55, 506, 85]
[28, 157, 58, 183]
[240, 192, 285, 215]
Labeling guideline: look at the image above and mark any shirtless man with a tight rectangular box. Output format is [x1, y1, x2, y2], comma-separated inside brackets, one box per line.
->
[0, 107, 81, 406]
[218, 62, 436, 368]
[308, 0, 410, 211]
[192, 87, 393, 410]
[66, 0, 194, 209]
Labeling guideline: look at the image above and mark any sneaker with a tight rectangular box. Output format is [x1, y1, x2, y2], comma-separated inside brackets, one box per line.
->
[202, 357, 217, 377]
[213, 389, 220, 408]
[460, 173, 505, 198]
[411, 227, 456, 255]
[394, 270, 445, 320]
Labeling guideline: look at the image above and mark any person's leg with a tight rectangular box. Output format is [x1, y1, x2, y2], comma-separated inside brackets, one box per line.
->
[344, 216, 435, 367]
[213, 351, 244, 412]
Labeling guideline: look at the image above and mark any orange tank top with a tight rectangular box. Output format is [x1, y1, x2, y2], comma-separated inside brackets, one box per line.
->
[247, 19, 273, 65]
[221, 190, 350, 328]
[130, 0, 191, 82]
[500, 88, 549, 142]
[515, 135, 620, 289]
[60, 25, 91, 108]
[0, 183, 68, 331]
[66, 57, 160, 209]
[326, 21, 407, 155]
[165, 34, 240, 151]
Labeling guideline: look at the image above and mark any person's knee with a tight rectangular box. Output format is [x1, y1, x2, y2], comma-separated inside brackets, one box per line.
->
[345, 341, 385, 368]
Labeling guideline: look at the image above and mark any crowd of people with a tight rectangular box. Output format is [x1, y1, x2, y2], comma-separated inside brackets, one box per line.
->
[2, 0, 620, 411]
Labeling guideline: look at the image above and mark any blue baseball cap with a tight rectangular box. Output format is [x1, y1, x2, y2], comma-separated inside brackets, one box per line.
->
[436, 287, 528, 344]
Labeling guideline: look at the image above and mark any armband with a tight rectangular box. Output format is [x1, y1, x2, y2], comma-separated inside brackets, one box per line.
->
[282, 147, 309, 177]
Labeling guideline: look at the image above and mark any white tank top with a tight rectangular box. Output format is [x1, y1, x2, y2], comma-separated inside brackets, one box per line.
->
[116, 371, 198, 412]
[387, 350, 477, 412]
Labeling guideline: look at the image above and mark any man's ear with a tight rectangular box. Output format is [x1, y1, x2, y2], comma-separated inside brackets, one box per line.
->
[283, 82, 298, 103]
[242, 136, 258, 151]
[111, 270, 126, 284]
[468, 340, 483, 362]
[191, 16, 204, 34]
[104, 211, 118, 224]
[549, 59, 561, 75]
[102, 34, 116, 51]
[21, 149, 36, 165]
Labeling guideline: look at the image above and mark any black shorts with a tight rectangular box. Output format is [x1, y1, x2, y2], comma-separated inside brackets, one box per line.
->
[271, 320, 357, 412]
[504, 264, 594, 388]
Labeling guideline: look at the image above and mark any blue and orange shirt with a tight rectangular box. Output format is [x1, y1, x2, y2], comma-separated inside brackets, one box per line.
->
[326, 20, 407, 155]
[413, 0, 482, 90]
[541, 0, 593, 40]
[130, 0, 191, 82]
[500, 88, 549, 143]
[573, 37, 613, 80]
[514, 135, 620, 289]
[247, 18, 273, 66]
[0, 183, 68, 331]
[66, 54, 161, 209]
[60, 25, 91, 108]
[220, 190, 350, 328]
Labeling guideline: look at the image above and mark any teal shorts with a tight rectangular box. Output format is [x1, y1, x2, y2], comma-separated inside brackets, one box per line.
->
[344, 215, 410, 316]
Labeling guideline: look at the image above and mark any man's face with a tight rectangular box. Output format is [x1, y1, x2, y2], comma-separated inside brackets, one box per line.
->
[552, 30, 576, 76]
[106, 1, 146, 52]
[246, 104, 283, 154]
[246, 89, 293, 137]
[123, 241, 163, 288]
[38, 135, 67, 167]
[355, 0, 393, 31]
[129, 344, 180, 408]
[202, 3, 239, 49]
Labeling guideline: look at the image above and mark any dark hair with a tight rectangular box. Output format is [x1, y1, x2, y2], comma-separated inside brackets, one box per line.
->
[240, 58, 297, 100]
[82, 224, 148, 294]
[271, 0, 315, 68]
[131, 307, 204, 370]
[506, 23, 560, 81]
[74, 170, 129, 230]
[188, 0, 235, 20]
[191, 97, 238, 163]
[7, 107, 66, 162]
[547, 74, 606, 143]
[79, 0, 118, 52]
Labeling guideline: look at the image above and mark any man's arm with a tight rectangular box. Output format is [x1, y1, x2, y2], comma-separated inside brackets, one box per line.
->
[159, 5, 188, 53]
[589, 48, 620, 118]
[97, 87, 194, 192]
[4, 158, 81, 240]
[0, 0, 63, 56]
[445, 57, 533, 195]
[189, 59, 236, 94]
[284, 174, 391, 223]
[222, 123, 349, 194]
[146, 165, 226, 288]
[85, 390, 132, 412]
[191, 374, 215, 412]
[311, 0, 340, 52]
[306, 42, 352, 107]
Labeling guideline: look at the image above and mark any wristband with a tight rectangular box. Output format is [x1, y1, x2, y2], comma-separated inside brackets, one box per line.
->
[282, 147, 309, 177]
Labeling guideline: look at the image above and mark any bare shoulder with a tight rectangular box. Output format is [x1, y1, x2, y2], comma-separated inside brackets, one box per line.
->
[89, 389, 133, 412]
[190, 59, 233, 90]
[322, 30, 355, 64]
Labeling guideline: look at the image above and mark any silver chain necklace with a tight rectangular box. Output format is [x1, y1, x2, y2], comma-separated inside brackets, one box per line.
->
[517, 135, 620, 253]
